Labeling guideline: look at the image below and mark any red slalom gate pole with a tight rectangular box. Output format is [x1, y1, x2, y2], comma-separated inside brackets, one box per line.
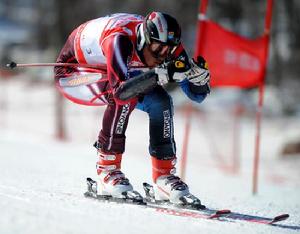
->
[180, 0, 209, 181]
[252, 0, 273, 195]
[180, 0, 210, 180]
[252, 83, 265, 194]
[180, 104, 193, 181]
[232, 105, 242, 174]
[194, 0, 209, 58]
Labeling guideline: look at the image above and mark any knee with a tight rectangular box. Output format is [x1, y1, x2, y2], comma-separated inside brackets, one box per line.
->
[147, 93, 173, 115]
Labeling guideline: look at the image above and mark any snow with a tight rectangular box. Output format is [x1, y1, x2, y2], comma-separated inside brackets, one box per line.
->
[0, 78, 300, 234]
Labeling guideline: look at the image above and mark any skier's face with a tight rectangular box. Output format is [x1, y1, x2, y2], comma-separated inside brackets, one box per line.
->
[143, 41, 170, 67]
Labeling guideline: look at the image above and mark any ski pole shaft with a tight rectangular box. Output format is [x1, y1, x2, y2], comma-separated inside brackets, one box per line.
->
[6, 61, 105, 71]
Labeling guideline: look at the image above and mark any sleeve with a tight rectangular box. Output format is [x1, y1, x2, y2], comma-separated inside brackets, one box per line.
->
[101, 34, 136, 104]
[168, 43, 209, 103]
[178, 79, 207, 103]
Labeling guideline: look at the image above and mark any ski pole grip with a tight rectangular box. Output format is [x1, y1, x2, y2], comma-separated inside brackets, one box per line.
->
[6, 61, 17, 69]
[115, 70, 158, 101]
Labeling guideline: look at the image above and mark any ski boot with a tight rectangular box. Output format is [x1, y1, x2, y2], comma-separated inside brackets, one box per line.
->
[147, 156, 205, 209]
[96, 151, 133, 197]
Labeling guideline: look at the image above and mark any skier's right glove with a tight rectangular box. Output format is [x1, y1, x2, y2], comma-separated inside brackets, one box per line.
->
[155, 67, 169, 86]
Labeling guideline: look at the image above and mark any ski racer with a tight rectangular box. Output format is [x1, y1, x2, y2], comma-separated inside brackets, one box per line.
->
[54, 12, 210, 205]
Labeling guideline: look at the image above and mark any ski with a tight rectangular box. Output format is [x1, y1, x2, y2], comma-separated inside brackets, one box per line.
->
[84, 178, 290, 226]
[141, 182, 290, 225]
[142, 181, 231, 220]
[149, 204, 289, 225]
[268, 214, 290, 224]
[84, 177, 231, 221]
[84, 189, 230, 220]
[146, 202, 231, 220]
[228, 213, 290, 225]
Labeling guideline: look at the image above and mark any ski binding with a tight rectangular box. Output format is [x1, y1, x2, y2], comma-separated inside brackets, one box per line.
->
[84, 177, 145, 205]
[143, 182, 206, 210]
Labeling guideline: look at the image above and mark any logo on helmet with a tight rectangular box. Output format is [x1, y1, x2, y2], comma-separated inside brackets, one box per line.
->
[168, 32, 174, 40]
[175, 60, 185, 68]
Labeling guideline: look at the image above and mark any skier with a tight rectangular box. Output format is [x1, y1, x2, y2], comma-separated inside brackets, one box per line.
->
[54, 12, 210, 205]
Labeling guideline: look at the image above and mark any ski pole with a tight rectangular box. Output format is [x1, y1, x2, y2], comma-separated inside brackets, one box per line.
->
[6, 61, 106, 71]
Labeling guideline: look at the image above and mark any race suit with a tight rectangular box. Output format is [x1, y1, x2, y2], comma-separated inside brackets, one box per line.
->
[54, 13, 208, 159]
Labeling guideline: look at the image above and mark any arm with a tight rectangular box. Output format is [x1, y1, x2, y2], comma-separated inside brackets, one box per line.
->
[101, 34, 136, 104]
[178, 79, 208, 103]
[167, 44, 210, 103]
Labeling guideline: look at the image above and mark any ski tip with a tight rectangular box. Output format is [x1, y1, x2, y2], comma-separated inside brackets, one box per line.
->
[209, 209, 231, 219]
[216, 209, 231, 215]
[142, 182, 151, 187]
[86, 177, 94, 182]
[270, 214, 289, 224]
[6, 61, 17, 69]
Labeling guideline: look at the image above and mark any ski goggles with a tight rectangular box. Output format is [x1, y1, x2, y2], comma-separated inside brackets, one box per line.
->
[148, 40, 177, 59]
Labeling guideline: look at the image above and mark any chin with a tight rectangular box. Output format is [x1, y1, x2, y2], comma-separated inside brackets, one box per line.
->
[155, 59, 164, 65]
[146, 58, 164, 68]
[146, 62, 155, 68]
[147, 61, 159, 68]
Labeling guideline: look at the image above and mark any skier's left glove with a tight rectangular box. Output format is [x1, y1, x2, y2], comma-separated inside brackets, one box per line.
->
[168, 56, 210, 86]
[185, 57, 210, 86]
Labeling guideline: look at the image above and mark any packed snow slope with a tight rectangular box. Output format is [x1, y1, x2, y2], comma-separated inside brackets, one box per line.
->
[0, 78, 299, 234]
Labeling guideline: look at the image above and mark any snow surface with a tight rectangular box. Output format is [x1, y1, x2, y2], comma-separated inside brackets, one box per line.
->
[0, 78, 300, 234]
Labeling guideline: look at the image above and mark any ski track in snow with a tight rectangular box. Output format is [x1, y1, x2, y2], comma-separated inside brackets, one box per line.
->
[0, 79, 300, 234]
